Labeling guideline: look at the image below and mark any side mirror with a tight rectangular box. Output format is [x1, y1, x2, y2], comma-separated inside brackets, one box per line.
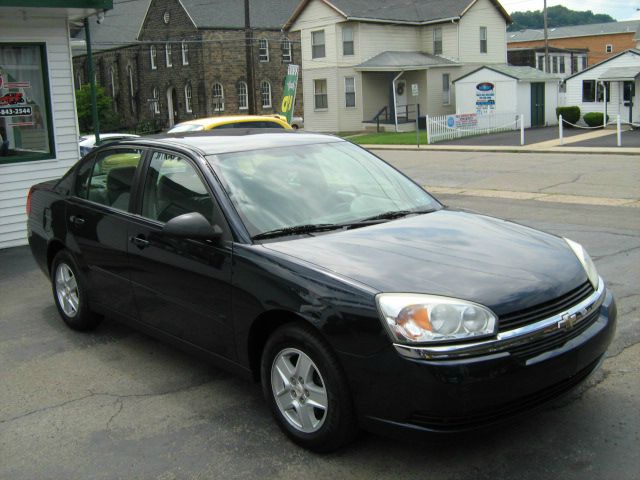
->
[162, 212, 223, 241]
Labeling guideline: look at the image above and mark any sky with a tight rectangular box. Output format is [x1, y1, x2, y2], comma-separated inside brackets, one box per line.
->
[499, 0, 640, 21]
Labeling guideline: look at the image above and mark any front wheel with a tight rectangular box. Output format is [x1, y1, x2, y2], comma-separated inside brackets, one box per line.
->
[261, 323, 357, 452]
[51, 250, 102, 331]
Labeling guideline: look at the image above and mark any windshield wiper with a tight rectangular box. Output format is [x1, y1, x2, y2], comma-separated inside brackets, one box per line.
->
[351, 209, 435, 224]
[252, 224, 343, 241]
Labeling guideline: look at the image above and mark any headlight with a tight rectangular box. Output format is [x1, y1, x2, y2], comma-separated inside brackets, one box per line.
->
[564, 238, 599, 289]
[376, 294, 498, 344]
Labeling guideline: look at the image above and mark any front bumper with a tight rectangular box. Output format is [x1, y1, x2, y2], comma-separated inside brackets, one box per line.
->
[342, 287, 617, 434]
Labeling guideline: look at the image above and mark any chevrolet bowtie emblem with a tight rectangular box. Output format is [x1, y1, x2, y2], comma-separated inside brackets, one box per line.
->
[558, 307, 589, 331]
[558, 312, 578, 330]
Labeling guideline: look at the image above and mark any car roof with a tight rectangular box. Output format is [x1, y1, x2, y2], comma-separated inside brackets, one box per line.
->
[119, 130, 345, 156]
[176, 115, 289, 128]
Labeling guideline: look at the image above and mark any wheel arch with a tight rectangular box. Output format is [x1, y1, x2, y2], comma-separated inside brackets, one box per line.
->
[46, 239, 66, 276]
[247, 309, 324, 382]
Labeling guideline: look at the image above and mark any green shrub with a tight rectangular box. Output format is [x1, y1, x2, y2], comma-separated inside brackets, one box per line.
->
[75, 84, 120, 133]
[583, 112, 609, 128]
[556, 106, 580, 126]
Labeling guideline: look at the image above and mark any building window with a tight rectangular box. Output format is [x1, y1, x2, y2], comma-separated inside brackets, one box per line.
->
[552, 56, 558, 73]
[559, 56, 565, 74]
[480, 26, 487, 53]
[127, 65, 135, 112]
[76, 70, 82, 89]
[342, 26, 354, 56]
[150, 45, 157, 70]
[212, 83, 224, 111]
[606, 44, 613, 53]
[582, 80, 595, 102]
[261, 81, 272, 108]
[433, 27, 443, 55]
[582, 57, 588, 70]
[537, 55, 544, 71]
[597, 81, 610, 103]
[344, 77, 355, 107]
[311, 30, 325, 59]
[0, 43, 54, 164]
[258, 39, 269, 62]
[109, 66, 117, 112]
[185, 83, 192, 112]
[238, 81, 248, 110]
[181, 41, 189, 65]
[152, 87, 160, 113]
[165, 43, 172, 67]
[314, 79, 328, 109]
[282, 38, 292, 62]
[442, 73, 451, 105]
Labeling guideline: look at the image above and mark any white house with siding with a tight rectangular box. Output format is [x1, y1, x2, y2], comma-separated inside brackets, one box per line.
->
[0, 0, 111, 249]
[564, 49, 640, 125]
[284, 0, 511, 132]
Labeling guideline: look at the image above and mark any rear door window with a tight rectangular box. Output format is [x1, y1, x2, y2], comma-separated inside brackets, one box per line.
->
[76, 148, 144, 211]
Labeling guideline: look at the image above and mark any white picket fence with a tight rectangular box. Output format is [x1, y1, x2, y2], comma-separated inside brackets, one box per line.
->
[426, 111, 523, 144]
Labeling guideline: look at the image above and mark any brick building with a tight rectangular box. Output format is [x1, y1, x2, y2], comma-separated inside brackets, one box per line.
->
[508, 20, 640, 68]
[73, 0, 302, 131]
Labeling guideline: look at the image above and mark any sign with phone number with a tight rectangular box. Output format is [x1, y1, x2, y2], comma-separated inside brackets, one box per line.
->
[0, 106, 32, 117]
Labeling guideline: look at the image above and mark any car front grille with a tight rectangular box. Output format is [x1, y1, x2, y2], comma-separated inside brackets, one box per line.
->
[498, 281, 594, 332]
[406, 355, 602, 432]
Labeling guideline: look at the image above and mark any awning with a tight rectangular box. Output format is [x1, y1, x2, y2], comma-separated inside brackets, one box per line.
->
[355, 51, 458, 71]
[598, 66, 640, 81]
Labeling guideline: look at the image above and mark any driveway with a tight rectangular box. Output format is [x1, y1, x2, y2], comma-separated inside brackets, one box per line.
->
[1, 151, 639, 479]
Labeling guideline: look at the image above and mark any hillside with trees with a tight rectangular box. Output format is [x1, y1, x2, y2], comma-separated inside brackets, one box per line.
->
[508, 6, 616, 32]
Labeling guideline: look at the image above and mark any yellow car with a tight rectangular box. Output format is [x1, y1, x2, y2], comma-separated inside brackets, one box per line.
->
[168, 115, 292, 133]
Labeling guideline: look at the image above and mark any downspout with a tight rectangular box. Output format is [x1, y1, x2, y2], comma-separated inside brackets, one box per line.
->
[84, 17, 100, 144]
[392, 70, 403, 132]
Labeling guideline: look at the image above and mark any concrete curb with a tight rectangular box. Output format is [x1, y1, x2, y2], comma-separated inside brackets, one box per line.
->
[362, 145, 640, 155]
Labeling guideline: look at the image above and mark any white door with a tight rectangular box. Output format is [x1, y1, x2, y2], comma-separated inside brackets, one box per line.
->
[396, 80, 407, 120]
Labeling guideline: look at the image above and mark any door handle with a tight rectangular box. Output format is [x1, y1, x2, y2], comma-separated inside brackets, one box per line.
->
[130, 234, 150, 249]
[69, 215, 85, 226]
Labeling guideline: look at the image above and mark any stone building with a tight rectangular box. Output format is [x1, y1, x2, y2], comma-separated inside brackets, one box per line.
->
[73, 0, 302, 131]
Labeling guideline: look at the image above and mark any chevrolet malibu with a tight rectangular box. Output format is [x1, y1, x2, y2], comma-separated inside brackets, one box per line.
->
[27, 131, 616, 452]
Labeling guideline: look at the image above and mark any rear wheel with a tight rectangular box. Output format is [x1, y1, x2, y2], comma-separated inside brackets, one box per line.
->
[261, 323, 357, 452]
[51, 250, 101, 331]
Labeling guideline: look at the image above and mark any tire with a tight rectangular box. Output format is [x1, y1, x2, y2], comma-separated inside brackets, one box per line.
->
[51, 250, 102, 331]
[261, 322, 358, 452]
[291, 124, 299, 130]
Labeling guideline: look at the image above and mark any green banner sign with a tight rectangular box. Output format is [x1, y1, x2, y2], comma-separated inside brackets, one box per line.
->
[280, 64, 299, 124]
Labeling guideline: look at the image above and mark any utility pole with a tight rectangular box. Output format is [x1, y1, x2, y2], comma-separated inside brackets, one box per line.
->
[244, 0, 256, 114]
[84, 17, 100, 143]
[543, 0, 550, 73]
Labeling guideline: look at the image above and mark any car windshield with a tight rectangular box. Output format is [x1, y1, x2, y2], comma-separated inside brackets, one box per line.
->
[168, 123, 205, 133]
[209, 141, 440, 239]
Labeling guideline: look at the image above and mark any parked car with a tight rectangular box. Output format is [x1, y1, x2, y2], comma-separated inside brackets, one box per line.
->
[290, 116, 304, 130]
[27, 130, 616, 452]
[78, 133, 139, 157]
[167, 115, 292, 133]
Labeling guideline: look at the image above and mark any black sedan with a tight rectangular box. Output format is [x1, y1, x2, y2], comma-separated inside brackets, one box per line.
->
[27, 131, 616, 452]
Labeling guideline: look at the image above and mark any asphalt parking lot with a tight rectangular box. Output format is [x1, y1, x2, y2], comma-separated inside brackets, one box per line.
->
[1, 151, 639, 479]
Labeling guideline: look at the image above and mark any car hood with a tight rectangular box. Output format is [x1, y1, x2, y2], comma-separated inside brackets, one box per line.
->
[262, 210, 588, 317]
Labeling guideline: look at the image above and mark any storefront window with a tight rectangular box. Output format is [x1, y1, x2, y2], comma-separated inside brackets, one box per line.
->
[0, 43, 54, 164]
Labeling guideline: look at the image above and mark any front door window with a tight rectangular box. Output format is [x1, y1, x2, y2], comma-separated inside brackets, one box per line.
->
[141, 151, 215, 224]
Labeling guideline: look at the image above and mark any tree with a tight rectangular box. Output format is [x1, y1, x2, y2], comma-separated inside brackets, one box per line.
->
[74, 84, 120, 133]
[508, 6, 615, 32]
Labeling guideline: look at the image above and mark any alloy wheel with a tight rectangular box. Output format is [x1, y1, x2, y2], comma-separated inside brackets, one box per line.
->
[55, 263, 80, 318]
[271, 347, 328, 433]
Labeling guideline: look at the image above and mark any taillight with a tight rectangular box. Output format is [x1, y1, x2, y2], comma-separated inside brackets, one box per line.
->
[26, 187, 34, 216]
